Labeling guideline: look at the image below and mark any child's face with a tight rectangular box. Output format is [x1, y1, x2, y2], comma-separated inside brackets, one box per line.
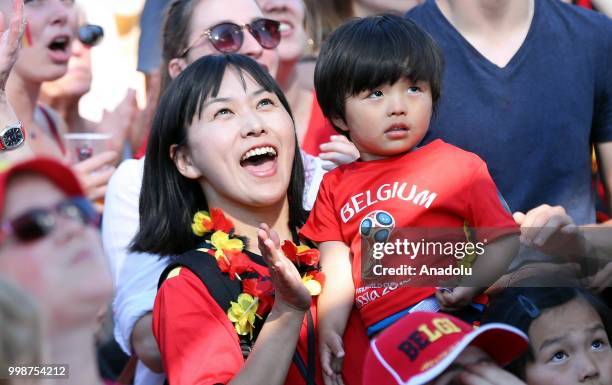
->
[526, 298, 612, 385]
[333, 77, 432, 161]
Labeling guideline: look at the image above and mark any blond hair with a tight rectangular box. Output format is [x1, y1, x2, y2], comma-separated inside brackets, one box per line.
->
[0, 278, 43, 384]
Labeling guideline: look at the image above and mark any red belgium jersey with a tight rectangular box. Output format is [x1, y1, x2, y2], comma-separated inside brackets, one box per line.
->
[300, 140, 518, 327]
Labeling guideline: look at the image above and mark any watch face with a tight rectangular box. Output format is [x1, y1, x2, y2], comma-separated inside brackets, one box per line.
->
[3, 126, 24, 149]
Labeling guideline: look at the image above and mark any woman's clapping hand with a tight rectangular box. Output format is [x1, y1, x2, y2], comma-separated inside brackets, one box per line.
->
[257, 223, 311, 312]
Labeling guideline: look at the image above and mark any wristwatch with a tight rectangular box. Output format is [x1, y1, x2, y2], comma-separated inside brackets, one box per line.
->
[0, 122, 25, 151]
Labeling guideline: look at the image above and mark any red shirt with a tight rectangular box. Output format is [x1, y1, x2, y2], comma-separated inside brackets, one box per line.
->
[154, 255, 368, 385]
[300, 140, 518, 327]
[301, 92, 338, 156]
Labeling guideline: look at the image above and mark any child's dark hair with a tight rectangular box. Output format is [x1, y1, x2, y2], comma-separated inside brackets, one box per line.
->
[483, 286, 612, 379]
[131, 54, 307, 256]
[314, 14, 444, 133]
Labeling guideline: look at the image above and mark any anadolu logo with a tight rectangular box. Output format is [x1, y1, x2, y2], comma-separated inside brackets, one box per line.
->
[360, 210, 395, 244]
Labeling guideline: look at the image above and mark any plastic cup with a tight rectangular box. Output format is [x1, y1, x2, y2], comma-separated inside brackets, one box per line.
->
[63, 132, 112, 164]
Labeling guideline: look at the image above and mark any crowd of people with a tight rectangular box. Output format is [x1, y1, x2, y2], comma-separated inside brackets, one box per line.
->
[0, 0, 611, 385]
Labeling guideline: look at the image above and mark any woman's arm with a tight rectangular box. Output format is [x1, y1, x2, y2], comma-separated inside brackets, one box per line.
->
[0, 0, 35, 163]
[131, 313, 163, 373]
[226, 225, 312, 385]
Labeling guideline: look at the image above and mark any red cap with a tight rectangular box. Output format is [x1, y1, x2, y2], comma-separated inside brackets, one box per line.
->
[0, 157, 84, 219]
[364, 312, 528, 385]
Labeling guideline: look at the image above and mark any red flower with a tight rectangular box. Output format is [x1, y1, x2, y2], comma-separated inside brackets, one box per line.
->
[257, 295, 274, 316]
[217, 255, 230, 274]
[211, 208, 234, 233]
[281, 241, 320, 266]
[243, 278, 273, 297]
[225, 250, 252, 279]
[312, 271, 326, 288]
[243, 278, 274, 315]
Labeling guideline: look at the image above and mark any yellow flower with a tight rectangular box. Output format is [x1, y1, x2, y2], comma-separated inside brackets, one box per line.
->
[296, 244, 311, 253]
[211, 230, 244, 261]
[227, 293, 260, 338]
[302, 274, 322, 296]
[191, 211, 212, 236]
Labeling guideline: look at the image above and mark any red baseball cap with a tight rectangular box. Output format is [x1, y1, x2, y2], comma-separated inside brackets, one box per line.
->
[364, 312, 528, 385]
[0, 157, 84, 219]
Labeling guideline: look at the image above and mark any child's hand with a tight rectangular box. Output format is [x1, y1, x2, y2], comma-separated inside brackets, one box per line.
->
[320, 329, 345, 385]
[436, 287, 481, 312]
[319, 135, 360, 170]
[460, 362, 527, 385]
[257, 223, 311, 312]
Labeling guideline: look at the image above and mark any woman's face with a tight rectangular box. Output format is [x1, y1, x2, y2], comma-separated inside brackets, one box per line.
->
[526, 298, 612, 385]
[0, 174, 112, 335]
[176, 68, 295, 211]
[41, 16, 93, 100]
[5, 0, 79, 83]
[257, 0, 307, 63]
[183, 0, 279, 77]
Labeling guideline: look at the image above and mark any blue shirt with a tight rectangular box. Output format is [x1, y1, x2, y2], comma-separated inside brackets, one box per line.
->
[407, 0, 612, 225]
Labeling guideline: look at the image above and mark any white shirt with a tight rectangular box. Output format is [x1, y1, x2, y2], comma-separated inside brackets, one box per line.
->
[102, 158, 166, 385]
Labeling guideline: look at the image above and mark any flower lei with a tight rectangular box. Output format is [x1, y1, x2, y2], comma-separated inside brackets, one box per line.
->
[191, 208, 324, 339]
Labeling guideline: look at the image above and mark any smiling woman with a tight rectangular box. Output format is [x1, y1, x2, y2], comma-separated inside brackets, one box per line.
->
[127, 53, 368, 385]
[131, 54, 304, 256]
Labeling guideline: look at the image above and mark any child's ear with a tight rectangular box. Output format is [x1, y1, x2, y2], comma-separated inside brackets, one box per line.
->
[170, 144, 202, 180]
[331, 115, 350, 133]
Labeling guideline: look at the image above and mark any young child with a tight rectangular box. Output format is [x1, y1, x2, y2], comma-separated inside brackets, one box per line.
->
[484, 287, 612, 385]
[364, 311, 529, 385]
[299, 14, 520, 382]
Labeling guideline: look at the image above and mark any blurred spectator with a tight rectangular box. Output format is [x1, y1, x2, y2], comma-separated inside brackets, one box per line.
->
[41, 17, 138, 159]
[258, 0, 355, 159]
[130, 0, 168, 156]
[406, 0, 612, 225]
[137, 0, 168, 75]
[406, 0, 612, 290]
[0, 157, 113, 384]
[0, 0, 117, 208]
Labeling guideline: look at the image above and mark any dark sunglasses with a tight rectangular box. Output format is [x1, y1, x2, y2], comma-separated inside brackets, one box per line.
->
[1, 197, 99, 243]
[78, 24, 104, 47]
[180, 18, 281, 57]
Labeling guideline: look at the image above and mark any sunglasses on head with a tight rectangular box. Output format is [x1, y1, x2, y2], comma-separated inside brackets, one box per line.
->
[1, 197, 98, 243]
[180, 18, 281, 57]
[78, 24, 104, 47]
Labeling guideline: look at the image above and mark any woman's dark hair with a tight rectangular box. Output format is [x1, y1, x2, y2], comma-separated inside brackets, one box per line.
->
[483, 286, 612, 379]
[160, 0, 200, 92]
[131, 54, 307, 256]
[314, 14, 444, 133]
